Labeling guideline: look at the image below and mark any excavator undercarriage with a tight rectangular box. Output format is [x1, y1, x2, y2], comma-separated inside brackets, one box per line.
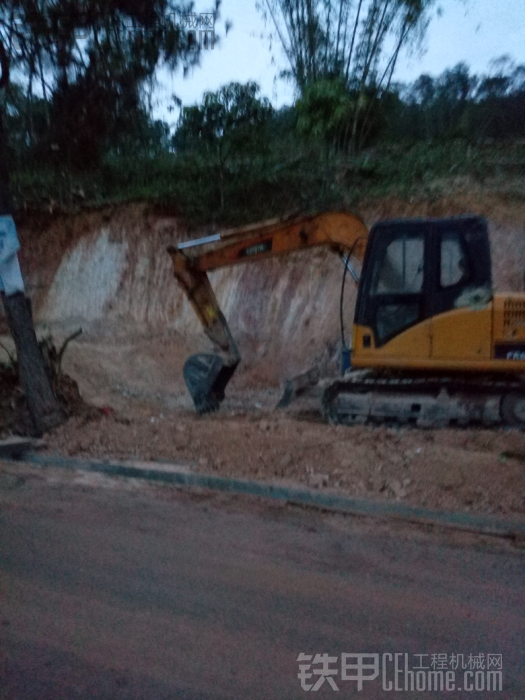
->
[322, 372, 525, 428]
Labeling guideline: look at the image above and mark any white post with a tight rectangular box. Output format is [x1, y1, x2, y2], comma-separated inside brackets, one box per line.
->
[0, 215, 25, 296]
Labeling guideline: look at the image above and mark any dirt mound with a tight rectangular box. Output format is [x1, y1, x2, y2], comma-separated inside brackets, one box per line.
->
[0, 340, 89, 438]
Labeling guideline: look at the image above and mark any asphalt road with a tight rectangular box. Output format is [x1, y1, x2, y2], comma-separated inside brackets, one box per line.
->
[0, 463, 523, 699]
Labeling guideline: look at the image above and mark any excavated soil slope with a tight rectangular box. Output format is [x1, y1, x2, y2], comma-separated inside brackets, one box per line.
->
[2, 196, 524, 399]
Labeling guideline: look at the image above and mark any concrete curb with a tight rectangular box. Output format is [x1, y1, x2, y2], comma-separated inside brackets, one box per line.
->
[8, 453, 525, 539]
[0, 438, 37, 459]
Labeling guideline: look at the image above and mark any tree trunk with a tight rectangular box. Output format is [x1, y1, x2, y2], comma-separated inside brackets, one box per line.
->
[0, 40, 65, 436]
[218, 144, 225, 211]
[1, 292, 65, 435]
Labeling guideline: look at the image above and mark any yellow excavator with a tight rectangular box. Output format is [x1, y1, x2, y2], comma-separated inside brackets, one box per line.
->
[168, 210, 525, 427]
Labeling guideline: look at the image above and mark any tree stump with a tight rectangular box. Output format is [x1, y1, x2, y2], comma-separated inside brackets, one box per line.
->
[1, 292, 65, 436]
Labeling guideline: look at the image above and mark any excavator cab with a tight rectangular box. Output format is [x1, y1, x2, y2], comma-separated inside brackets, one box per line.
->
[353, 216, 492, 360]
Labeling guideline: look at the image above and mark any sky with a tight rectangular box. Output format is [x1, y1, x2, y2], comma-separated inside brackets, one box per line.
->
[154, 0, 525, 123]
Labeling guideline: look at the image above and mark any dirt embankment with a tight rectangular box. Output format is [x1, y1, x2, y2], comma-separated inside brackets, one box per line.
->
[2, 195, 524, 396]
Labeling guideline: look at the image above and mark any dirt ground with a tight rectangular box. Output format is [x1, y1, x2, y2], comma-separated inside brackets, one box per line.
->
[42, 401, 524, 520]
[9, 335, 515, 523]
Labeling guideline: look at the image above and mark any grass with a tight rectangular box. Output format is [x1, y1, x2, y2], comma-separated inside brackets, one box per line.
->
[10, 139, 525, 225]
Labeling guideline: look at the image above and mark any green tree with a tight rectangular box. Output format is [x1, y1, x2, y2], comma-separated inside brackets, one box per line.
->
[295, 76, 352, 154]
[174, 81, 273, 210]
[0, 1, 219, 168]
[295, 73, 396, 154]
[380, 59, 525, 144]
[403, 63, 477, 140]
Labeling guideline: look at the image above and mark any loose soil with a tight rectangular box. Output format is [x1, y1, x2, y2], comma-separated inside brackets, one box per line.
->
[23, 334, 522, 523]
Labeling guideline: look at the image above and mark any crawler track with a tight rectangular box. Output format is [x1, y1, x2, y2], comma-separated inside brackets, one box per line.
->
[322, 371, 525, 428]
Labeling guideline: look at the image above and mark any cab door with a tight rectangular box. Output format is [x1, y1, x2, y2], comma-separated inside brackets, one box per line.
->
[429, 220, 493, 361]
[355, 223, 432, 359]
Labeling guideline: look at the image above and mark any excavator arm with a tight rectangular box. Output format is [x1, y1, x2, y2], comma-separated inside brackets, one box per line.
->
[168, 210, 368, 413]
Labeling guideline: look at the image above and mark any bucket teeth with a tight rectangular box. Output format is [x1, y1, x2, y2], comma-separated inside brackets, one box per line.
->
[183, 354, 239, 414]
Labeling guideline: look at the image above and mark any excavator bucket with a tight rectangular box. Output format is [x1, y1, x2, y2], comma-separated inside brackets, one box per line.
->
[170, 210, 369, 416]
[276, 366, 321, 409]
[183, 354, 239, 414]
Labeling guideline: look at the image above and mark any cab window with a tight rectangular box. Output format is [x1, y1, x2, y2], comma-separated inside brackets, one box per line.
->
[372, 234, 424, 295]
[367, 232, 425, 344]
[440, 231, 469, 288]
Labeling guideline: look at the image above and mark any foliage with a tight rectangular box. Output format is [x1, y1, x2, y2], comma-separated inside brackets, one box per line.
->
[390, 58, 525, 142]
[295, 75, 395, 154]
[174, 81, 273, 209]
[5, 58, 525, 226]
[260, 0, 438, 151]
[0, 0, 219, 167]
[296, 77, 351, 146]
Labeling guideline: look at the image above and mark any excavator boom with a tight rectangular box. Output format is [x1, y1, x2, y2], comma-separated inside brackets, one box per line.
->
[168, 210, 368, 413]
